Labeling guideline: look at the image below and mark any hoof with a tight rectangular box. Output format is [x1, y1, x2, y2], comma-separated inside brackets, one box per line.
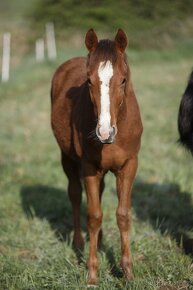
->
[87, 271, 97, 288]
[87, 278, 97, 288]
[123, 267, 134, 281]
[121, 258, 134, 281]
[87, 284, 97, 288]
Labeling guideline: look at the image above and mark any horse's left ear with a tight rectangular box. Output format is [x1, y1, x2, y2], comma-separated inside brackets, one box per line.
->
[85, 28, 98, 52]
[115, 29, 128, 53]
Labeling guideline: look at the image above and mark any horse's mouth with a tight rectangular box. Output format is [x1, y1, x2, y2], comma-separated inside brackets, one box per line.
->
[96, 132, 116, 144]
[99, 137, 115, 144]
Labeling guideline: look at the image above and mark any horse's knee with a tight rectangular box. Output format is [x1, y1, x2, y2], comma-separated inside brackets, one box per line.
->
[88, 209, 103, 231]
[116, 208, 131, 230]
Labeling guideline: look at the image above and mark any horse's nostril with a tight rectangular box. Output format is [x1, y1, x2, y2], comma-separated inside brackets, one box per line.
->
[111, 125, 117, 136]
[96, 125, 101, 137]
[96, 124, 117, 143]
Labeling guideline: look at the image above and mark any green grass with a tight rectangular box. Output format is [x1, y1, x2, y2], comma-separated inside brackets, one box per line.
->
[0, 41, 193, 289]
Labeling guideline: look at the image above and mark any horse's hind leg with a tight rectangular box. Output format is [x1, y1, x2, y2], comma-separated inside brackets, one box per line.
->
[61, 152, 84, 250]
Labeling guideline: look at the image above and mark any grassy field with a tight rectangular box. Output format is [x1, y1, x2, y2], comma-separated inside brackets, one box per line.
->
[0, 40, 193, 290]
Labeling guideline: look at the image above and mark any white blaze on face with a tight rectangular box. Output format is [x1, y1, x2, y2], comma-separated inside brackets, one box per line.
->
[98, 60, 113, 140]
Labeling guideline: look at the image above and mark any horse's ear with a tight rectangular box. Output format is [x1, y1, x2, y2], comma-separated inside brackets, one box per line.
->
[85, 29, 98, 52]
[115, 29, 128, 53]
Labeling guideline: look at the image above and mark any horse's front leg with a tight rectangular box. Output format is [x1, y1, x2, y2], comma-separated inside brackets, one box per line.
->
[116, 157, 138, 280]
[83, 162, 103, 286]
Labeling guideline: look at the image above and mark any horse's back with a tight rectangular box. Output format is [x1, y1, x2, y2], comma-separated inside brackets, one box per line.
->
[51, 57, 87, 159]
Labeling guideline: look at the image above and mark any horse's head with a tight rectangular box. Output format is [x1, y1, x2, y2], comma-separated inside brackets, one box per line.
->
[85, 28, 128, 144]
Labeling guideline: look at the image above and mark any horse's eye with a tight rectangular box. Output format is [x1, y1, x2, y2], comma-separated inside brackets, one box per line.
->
[121, 78, 126, 85]
[88, 78, 92, 86]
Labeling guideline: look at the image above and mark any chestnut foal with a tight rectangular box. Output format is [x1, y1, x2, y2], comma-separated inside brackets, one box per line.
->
[51, 29, 143, 286]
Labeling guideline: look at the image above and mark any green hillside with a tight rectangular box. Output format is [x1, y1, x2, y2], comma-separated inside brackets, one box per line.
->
[29, 0, 193, 48]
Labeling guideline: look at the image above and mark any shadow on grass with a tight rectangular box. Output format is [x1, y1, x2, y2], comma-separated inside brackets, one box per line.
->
[20, 180, 193, 277]
[20, 185, 87, 247]
[132, 180, 193, 255]
[104, 180, 193, 275]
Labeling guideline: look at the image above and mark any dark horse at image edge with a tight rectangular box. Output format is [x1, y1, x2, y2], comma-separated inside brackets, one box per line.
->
[178, 69, 193, 154]
[51, 29, 143, 286]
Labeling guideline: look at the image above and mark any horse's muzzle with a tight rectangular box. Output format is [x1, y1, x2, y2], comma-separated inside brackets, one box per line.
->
[96, 125, 117, 144]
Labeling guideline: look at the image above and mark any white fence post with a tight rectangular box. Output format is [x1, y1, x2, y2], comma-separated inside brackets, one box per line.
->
[36, 38, 45, 62]
[46, 22, 57, 61]
[2, 32, 11, 82]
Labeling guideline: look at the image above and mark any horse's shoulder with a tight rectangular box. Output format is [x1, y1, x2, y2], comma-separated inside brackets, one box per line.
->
[51, 57, 87, 100]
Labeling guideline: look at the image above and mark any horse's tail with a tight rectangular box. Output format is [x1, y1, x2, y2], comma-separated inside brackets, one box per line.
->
[178, 70, 193, 154]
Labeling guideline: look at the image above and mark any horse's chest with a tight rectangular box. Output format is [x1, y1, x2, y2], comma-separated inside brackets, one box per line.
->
[98, 145, 127, 170]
